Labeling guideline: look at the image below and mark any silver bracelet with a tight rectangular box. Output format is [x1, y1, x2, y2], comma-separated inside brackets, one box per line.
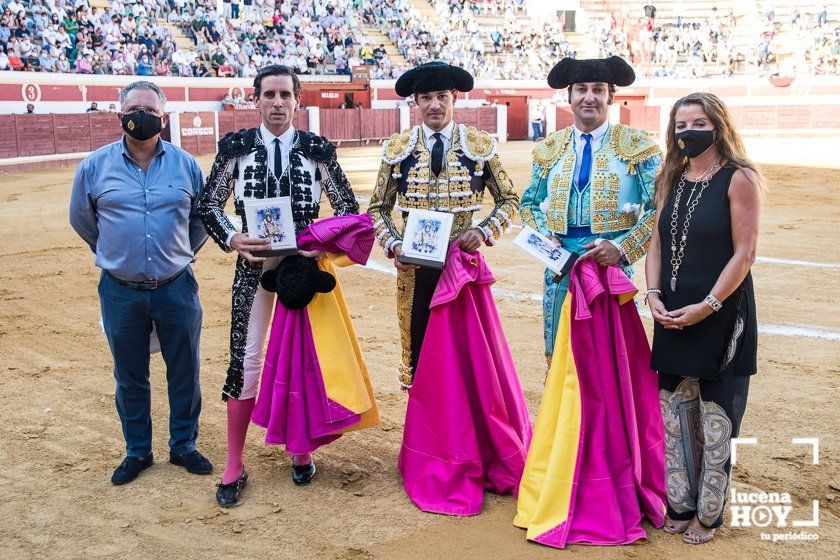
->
[644, 288, 662, 306]
[703, 294, 723, 312]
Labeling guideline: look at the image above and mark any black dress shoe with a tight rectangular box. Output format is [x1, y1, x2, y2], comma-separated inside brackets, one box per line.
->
[111, 454, 154, 485]
[292, 460, 316, 485]
[170, 449, 213, 475]
[216, 470, 248, 508]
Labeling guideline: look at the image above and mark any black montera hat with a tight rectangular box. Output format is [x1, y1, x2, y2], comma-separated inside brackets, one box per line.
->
[547, 56, 636, 89]
[395, 61, 474, 97]
[260, 255, 336, 310]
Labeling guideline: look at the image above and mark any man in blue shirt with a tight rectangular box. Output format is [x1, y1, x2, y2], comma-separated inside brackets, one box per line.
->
[69, 80, 213, 485]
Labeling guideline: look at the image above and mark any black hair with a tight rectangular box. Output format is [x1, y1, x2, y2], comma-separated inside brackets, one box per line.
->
[254, 64, 301, 99]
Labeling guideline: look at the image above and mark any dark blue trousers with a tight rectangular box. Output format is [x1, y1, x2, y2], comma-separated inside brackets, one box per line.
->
[99, 267, 203, 458]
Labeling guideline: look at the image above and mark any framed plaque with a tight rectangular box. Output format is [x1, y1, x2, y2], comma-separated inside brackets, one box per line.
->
[243, 196, 298, 257]
[398, 209, 454, 269]
[514, 225, 578, 279]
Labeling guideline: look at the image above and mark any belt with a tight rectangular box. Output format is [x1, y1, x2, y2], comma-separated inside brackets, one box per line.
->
[559, 226, 593, 239]
[107, 267, 187, 290]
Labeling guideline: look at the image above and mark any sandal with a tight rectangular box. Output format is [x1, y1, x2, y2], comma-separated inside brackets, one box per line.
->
[663, 517, 691, 534]
[683, 524, 715, 544]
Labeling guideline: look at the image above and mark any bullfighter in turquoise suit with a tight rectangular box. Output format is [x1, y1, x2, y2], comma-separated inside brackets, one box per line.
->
[520, 56, 661, 360]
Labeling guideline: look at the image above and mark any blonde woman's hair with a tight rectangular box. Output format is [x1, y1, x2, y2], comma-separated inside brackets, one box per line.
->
[655, 92, 766, 206]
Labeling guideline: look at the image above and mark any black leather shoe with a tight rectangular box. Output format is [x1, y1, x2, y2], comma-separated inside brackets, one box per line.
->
[216, 470, 248, 508]
[170, 449, 213, 475]
[111, 454, 154, 485]
[292, 460, 316, 486]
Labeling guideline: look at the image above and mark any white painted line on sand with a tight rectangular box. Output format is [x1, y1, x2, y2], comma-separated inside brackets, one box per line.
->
[755, 256, 840, 269]
[360, 257, 840, 340]
[473, 227, 839, 269]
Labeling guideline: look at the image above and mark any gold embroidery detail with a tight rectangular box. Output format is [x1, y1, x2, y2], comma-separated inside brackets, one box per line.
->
[619, 211, 655, 262]
[385, 129, 414, 162]
[533, 128, 573, 172]
[545, 147, 575, 233]
[396, 268, 416, 388]
[462, 126, 494, 158]
[609, 123, 661, 173]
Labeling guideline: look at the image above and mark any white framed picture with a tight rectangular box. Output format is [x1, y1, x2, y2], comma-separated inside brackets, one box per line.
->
[243, 196, 298, 257]
[514, 225, 578, 277]
[399, 209, 454, 269]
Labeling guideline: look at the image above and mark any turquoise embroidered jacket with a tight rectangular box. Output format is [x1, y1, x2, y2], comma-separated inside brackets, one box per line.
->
[520, 123, 661, 263]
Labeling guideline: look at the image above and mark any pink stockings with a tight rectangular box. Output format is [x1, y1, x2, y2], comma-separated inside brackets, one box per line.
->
[221, 397, 255, 485]
[221, 397, 312, 485]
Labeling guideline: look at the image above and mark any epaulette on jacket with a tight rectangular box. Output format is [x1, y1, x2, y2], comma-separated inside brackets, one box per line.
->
[297, 130, 337, 163]
[218, 128, 258, 158]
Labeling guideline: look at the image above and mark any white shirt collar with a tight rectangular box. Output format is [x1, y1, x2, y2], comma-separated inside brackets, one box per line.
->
[573, 120, 610, 144]
[260, 123, 296, 147]
[422, 121, 455, 144]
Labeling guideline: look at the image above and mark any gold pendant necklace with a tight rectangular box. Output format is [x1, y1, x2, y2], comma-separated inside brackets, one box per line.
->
[669, 159, 720, 292]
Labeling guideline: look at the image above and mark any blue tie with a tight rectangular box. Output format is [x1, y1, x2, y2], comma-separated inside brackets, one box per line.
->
[577, 133, 592, 191]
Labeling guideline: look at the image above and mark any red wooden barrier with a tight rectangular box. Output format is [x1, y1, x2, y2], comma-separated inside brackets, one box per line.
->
[15, 115, 56, 157]
[321, 108, 360, 141]
[619, 105, 660, 135]
[0, 115, 18, 158]
[359, 108, 399, 142]
[556, 106, 574, 129]
[179, 112, 217, 155]
[54, 114, 92, 154]
[88, 112, 123, 150]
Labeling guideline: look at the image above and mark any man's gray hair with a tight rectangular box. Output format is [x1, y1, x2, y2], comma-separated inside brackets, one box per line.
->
[119, 80, 167, 109]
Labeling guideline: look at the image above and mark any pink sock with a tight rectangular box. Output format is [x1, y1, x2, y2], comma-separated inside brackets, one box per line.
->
[221, 397, 255, 485]
[292, 452, 312, 466]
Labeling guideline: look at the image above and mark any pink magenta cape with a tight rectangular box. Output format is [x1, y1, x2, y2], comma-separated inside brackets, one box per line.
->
[251, 214, 380, 453]
[398, 246, 533, 516]
[514, 260, 665, 548]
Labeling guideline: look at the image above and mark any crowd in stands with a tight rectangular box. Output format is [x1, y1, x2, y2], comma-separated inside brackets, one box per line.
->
[594, 5, 838, 78]
[364, 0, 572, 80]
[0, 0, 837, 79]
[0, 0, 368, 77]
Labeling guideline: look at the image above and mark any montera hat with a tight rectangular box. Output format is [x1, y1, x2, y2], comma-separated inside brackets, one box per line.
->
[395, 61, 474, 97]
[547, 56, 636, 89]
[260, 255, 336, 310]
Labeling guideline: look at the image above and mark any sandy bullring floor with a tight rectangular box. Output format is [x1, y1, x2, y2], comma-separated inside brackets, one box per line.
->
[0, 140, 838, 559]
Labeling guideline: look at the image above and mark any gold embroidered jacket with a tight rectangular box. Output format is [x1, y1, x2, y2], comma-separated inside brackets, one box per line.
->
[521, 123, 661, 263]
[367, 124, 519, 251]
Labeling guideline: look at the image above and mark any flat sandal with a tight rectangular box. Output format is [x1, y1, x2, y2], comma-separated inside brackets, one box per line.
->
[663, 517, 691, 534]
[683, 525, 715, 544]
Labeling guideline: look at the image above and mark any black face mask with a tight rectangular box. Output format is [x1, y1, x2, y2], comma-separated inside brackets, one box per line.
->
[675, 129, 715, 158]
[121, 110, 162, 141]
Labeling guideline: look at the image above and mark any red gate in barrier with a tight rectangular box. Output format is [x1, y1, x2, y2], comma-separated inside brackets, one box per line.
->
[321, 108, 399, 145]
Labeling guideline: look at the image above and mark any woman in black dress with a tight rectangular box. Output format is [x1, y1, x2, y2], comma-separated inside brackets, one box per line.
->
[645, 92, 764, 544]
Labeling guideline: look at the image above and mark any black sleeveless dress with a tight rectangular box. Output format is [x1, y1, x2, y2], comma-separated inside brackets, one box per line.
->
[651, 166, 757, 379]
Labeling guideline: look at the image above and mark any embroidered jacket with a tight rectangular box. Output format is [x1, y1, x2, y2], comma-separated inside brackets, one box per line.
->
[367, 124, 518, 251]
[520, 123, 661, 263]
[198, 127, 358, 249]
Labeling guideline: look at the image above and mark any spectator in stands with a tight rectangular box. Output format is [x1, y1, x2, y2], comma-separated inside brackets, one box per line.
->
[137, 53, 153, 75]
[86, 102, 100, 113]
[75, 52, 92, 73]
[360, 42, 374, 64]
[155, 56, 171, 76]
[218, 57, 235, 77]
[24, 102, 34, 113]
